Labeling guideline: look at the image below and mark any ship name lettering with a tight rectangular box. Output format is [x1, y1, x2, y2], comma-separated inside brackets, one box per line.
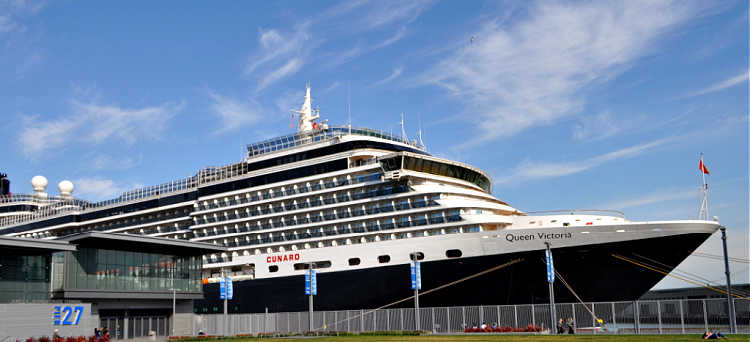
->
[536, 232, 573, 240]
[505, 234, 535, 242]
[266, 253, 300, 263]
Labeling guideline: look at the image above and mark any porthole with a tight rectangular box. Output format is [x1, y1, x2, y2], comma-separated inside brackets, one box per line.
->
[378, 255, 390, 263]
[349, 258, 361, 266]
[409, 252, 425, 261]
[446, 249, 462, 258]
[269, 265, 279, 272]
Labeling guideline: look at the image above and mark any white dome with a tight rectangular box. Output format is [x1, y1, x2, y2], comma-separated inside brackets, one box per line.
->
[58, 180, 74, 197]
[31, 175, 48, 192]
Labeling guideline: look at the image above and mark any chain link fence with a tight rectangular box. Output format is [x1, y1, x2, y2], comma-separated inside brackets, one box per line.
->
[195, 298, 748, 336]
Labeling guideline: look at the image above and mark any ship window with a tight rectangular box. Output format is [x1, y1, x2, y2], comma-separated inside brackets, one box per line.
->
[378, 255, 390, 263]
[269, 265, 279, 272]
[349, 258, 361, 266]
[409, 252, 425, 261]
[446, 249, 462, 258]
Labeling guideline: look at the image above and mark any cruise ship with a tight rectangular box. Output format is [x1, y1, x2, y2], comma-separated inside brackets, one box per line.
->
[0, 86, 719, 313]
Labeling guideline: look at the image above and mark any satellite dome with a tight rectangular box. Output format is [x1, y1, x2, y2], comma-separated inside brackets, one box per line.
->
[31, 175, 48, 198]
[58, 180, 74, 198]
[31, 175, 48, 191]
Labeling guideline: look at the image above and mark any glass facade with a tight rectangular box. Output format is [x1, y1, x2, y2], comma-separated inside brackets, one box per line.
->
[63, 248, 202, 293]
[0, 253, 50, 303]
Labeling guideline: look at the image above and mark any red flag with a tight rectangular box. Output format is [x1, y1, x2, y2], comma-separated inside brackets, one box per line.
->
[699, 159, 710, 175]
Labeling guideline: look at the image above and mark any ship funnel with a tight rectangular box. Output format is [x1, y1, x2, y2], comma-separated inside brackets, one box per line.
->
[0, 173, 9, 196]
[31, 175, 48, 198]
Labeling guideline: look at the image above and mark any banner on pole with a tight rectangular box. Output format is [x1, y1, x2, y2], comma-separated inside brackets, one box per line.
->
[410, 261, 422, 290]
[546, 249, 555, 283]
[305, 270, 317, 295]
[219, 277, 226, 300]
[226, 277, 233, 300]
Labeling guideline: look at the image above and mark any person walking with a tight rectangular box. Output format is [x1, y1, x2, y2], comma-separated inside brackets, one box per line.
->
[566, 317, 575, 335]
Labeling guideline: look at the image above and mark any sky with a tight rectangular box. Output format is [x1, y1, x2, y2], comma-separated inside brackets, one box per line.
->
[0, 0, 747, 290]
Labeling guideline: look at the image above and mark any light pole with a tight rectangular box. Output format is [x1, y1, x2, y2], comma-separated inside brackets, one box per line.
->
[545, 242, 556, 334]
[720, 227, 736, 334]
[170, 262, 176, 337]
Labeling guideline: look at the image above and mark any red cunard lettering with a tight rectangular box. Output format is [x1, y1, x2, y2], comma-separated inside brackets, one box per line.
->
[266, 253, 300, 263]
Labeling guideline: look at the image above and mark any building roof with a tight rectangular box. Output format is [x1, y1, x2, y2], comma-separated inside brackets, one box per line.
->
[0, 235, 77, 252]
[57, 232, 227, 255]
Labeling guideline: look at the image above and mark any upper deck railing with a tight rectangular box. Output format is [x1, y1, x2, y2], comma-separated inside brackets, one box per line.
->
[0, 126, 425, 230]
[246, 126, 424, 159]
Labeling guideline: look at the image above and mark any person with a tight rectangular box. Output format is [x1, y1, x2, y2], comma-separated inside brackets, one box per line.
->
[102, 327, 109, 338]
[491, 322, 498, 330]
[566, 317, 575, 335]
[480, 321, 487, 331]
[94, 328, 101, 339]
[703, 330, 727, 340]
[53, 329, 60, 339]
[198, 330, 206, 336]
[557, 318, 565, 334]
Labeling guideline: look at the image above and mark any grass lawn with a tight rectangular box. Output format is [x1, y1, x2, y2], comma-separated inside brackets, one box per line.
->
[196, 335, 750, 342]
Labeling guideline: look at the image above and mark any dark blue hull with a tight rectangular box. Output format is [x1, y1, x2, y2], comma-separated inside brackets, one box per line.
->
[195, 233, 711, 313]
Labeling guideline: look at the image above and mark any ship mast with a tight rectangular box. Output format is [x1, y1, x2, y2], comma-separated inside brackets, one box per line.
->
[295, 84, 320, 133]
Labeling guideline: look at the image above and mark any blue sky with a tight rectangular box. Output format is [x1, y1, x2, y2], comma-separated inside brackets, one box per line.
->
[1, 1, 747, 289]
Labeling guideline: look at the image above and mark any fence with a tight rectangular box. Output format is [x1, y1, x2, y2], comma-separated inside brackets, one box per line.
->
[195, 298, 748, 336]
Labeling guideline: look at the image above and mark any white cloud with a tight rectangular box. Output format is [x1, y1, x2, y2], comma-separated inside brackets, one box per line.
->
[373, 66, 403, 86]
[495, 137, 673, 185]
[321, 81, 341, 94]
[18, 97, 184, 158]
[257, 58, 303, 92]
[681, 70, 749, 99]
[600, 187, 699, 210]
[89, 154, 140, 171]
[245, 1, 431, 91]
[208, 91, 264, 134]
[573, 111, 638, 141]
[420, 1, 706, 147]
[73, 177, 129, 201]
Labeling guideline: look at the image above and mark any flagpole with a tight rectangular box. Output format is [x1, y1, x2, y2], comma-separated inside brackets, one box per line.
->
[698, 153, 709, 220]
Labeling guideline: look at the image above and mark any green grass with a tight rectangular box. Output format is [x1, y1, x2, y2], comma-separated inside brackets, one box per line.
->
[186, 334, 750, 342]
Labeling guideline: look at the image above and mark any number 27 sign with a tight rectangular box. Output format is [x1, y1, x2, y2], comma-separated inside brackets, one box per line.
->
[54, 306, 84, 325]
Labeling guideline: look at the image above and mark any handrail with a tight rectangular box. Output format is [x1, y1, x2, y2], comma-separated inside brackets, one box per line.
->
[524, 209, 626, 219]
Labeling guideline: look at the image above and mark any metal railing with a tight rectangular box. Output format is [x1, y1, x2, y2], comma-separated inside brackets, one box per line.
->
[246, 126, 424, 159]
[195, 298, 749, 336]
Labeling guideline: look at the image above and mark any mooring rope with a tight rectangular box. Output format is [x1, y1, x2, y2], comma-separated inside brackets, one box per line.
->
[612, 254, 748, 300]
[311, 258, 524, 331]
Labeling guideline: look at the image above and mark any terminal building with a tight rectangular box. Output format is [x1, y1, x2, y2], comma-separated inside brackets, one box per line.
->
[0, 233, 225, 341]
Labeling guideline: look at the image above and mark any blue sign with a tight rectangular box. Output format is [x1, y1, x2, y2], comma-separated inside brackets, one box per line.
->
[54, 306, 84, 326]
[305, 270, 317, 295]
[410, 261, 422, 290]
[219, 277, 226, 300]
[226, 277, 233, 300]
[545, 249, 555, 283]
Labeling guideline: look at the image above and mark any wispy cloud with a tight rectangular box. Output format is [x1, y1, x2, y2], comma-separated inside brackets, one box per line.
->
[245, 1, 431, 91]
[0, 0, 44, 36]
[601, 187, 698, 210]
[419, 1, 708, 147]
[321, 81, 341, 94]
[208, 91, 264, 134]
[89, 153, 141, 171]
[373, 66, 403, 87]
[18, 95, 183, 158]
[681, 70, 748, 99]
[495, 137, 674, 185]
[572, 111, 623, 141]
[73, 177, 131, 201]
